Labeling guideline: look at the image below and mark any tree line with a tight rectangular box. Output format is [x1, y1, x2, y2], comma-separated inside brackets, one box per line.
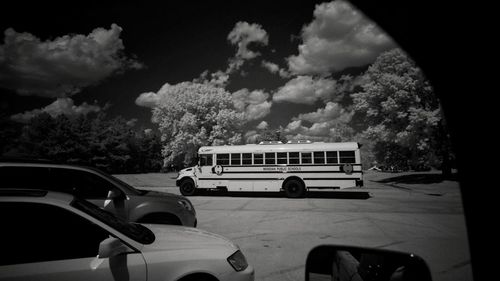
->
[1, 48, 455, 175]
[0, 113, 163, 174]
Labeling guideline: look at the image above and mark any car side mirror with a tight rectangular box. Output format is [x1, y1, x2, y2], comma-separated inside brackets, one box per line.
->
[306, 245, 432, 281]
[107, 188, 123, 199]
[98, 237, 131, 259]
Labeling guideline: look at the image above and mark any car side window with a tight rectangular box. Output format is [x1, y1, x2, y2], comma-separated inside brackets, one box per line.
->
[0, 166, 52, 189]
[51, 169, 116, 199]
[0, 202, 110, 265]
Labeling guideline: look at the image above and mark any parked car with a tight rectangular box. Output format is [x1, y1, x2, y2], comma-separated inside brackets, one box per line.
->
[0, 189, 254, 281]
[0, 160, 197, 227]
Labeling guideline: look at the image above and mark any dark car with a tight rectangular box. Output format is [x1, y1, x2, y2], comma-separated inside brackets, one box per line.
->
[0, 160, 197, 227]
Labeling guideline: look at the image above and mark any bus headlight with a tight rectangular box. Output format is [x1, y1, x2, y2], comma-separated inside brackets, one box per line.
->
[227, 250, 248, 272]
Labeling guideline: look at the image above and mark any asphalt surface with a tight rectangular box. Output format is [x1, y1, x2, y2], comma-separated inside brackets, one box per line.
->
[115, 171, 471, 281]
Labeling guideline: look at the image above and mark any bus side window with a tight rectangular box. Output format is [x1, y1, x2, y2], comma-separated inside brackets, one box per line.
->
[314, 152, 325, 164]
[289, 152, 300, 165]
[231, 153, 241, 165]
[254, 153, 263, 165]
[277, 152, 287, 164]
[242, 153, 252, 165]
[326, 151, 338, 164]
[217, 154, 229, 165]
[200, 154, 213, 166]
[265, 153, 276, 165]
[301, 152, 312, 164]
[339, 151, 356, 163]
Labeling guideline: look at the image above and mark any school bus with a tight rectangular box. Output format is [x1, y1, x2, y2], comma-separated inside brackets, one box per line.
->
[176, 141, 363, 198]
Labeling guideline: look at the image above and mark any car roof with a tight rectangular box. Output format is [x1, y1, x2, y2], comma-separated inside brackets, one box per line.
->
[0, 189, 74, 205]
[0, 189, 48, 197]
[0, 157, 54, 164]
[0, 160, 102, 173]
[0, 161, 144, 196]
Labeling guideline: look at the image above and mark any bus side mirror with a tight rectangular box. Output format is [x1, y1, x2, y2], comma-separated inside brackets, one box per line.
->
[306, 245, 432, 281]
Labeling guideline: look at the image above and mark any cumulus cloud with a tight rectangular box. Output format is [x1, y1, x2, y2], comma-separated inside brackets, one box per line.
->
[273, 75, 337, 104]
[228, 21, 269, 60]
[232, 88, 272, 121]
[261, 60, 290, 78]
[226, 22, 269, 74]
[294, 101, 352, 123]
[135, 92, 160, 108]
[192, 70, 230, 88]
[284, 120, 332, 136]
[287, 0, 396, 75]
[246, 102, 272, 121]
[0, 24, 143, 97]
[244, 130, 260, 144]
[284, 102, 354, 141]
[256, 121, 269, 130]
[10, 98, 101, 123]
[135, 83, 173, 108]
[284, 120, 347, 141]
[193, 22, 269, 87]
[261, 61, 280, 73]
[207, 71, 230, 87]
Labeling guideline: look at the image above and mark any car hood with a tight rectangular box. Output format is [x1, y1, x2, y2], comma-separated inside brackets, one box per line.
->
[141, 224, 237, 252]
[142, 190, 184, 200]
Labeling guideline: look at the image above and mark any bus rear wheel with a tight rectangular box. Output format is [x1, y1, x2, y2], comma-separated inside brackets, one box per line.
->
[180, 179, 196, 196]
[283, 179, 306, 198]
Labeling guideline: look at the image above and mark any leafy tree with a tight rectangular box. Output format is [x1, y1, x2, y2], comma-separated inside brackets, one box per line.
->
[127, 128, 163, 172]
[352, 48, 453, 174]
[255, 127, 287, 144]
[0, 118, 23, 156]
[152, 82, 245, 167]
[355, 134, 376, 170]
[4, 112, 163, 174]
[16, 113, 58, 158]
[87, 114, 134, 172]
[45, 115, 88, 163]
[330, 122, 356, 142]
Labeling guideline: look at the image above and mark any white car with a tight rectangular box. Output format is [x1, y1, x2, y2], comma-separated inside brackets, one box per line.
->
[0, 189, 254, 281]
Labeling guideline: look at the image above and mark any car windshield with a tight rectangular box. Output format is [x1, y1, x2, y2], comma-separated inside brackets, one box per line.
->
[111, 175, 148, 195]
[71, 198, 155, 244]
[87, 167, 146, 196]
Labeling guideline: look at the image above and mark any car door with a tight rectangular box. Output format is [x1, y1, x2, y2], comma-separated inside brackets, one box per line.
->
[0, 202, 146, 281]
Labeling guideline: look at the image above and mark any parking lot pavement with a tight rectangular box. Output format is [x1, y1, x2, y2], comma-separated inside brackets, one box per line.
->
[115, 172, 471, 281]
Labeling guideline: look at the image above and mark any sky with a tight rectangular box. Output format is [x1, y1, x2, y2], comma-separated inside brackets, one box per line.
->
[0, 0, 397, 143]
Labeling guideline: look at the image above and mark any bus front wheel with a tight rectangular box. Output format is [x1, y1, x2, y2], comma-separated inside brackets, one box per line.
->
[180, 179, 196, 196]
[283, 179, 306, 198]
